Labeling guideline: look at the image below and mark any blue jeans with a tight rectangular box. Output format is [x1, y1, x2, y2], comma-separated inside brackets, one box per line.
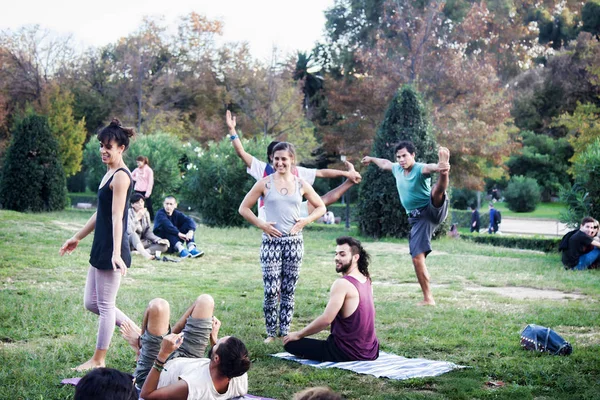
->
[574, 248, 600, 270]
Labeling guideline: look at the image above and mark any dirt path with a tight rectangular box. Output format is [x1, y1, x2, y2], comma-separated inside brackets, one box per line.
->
[494, 217, 568, 237]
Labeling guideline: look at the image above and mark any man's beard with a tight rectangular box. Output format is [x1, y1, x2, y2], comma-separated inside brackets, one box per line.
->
[335, 260, 351, 274]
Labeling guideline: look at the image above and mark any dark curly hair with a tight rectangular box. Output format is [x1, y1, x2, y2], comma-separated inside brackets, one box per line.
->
[336, 236, 371, 281]
[215, 336, 251, 378]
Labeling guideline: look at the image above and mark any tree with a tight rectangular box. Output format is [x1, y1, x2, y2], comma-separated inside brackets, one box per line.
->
[356, 85, 437, 238]
[552, 102, 600, 166]
[181, 136, 271, 227]
[41, 83, 87, 177]
[222, 48, 318, 161]
[582, 0, 600, 38]
[561, 138, 600, 224]
[0, 113, 66, 211]
[505, 131, 573, 201]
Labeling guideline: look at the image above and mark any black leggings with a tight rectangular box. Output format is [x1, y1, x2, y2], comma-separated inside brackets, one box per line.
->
[284, 335, 351, 362]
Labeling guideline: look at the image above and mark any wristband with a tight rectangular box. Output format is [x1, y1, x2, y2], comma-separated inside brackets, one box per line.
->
[229, 134, 238, 141]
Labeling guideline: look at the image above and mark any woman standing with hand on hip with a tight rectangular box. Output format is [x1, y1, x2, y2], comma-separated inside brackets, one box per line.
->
[131, 155, 154, 220]
[239, 142, 326, 343]
[60, 119, 139, 371]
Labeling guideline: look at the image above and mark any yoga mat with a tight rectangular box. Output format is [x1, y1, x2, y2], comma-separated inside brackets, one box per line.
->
[271, 351, 465, 380]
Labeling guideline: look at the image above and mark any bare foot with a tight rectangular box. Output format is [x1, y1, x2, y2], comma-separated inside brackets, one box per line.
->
[120, 321, 142, 356]
[417, 300, 436, 306]
[438, 146, 450, 164]
[264, 336, 277, 344]
[344, 161, 362, 184]
[71, 358, 105, 372]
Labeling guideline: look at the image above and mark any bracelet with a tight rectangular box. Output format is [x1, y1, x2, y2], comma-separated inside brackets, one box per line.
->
[155, 357, 167, 365]
[229, 134, 238, 141]
[152, 361, 167, 372]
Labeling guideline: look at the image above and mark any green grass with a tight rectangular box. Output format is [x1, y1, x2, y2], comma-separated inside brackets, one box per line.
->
[492, 202, 566, 220]
[1, 209, 599, 399]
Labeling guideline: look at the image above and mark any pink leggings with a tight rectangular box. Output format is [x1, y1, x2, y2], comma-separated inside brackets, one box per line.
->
[84, 266, 133, 350]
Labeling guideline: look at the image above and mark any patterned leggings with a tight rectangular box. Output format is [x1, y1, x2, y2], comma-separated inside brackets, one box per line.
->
[260, 234, 303, 337]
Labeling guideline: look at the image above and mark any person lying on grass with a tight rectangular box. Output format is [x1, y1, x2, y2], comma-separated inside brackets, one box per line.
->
[120, 294, 250, 400]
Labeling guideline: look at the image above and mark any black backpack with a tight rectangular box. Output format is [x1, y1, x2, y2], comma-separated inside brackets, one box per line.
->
[496, 210, 501, 224]
[558, 229, 578, 252]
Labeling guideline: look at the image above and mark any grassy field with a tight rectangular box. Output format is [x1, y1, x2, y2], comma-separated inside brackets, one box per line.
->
[1, 209, 599, 399]
[491, 202, 565, 220]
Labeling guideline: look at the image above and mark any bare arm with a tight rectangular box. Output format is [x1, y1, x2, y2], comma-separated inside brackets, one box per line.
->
[238, 179, 282, 237]
[283, 279, 348, 343]
[227, 110, 254, 168]
[59, 212, 97, 255]
[361, 156, 393, 171]
[289, 180, 326, 235]
[315, 168, 361, 183]
[110, 171, 130, 275]
[140, 333, 188, 400]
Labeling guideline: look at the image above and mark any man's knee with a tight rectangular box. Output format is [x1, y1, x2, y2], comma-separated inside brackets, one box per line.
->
[148, 298, 170, 314]
[191, 294, 214, 318]
[412, 253, 425, 264]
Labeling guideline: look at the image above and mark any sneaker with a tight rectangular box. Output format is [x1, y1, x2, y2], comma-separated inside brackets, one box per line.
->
[179, 248, 191, 258]
[189, 248, 204, 258]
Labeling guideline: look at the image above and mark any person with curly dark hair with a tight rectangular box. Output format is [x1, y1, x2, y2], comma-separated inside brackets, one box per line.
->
[283, 236, 379, 362]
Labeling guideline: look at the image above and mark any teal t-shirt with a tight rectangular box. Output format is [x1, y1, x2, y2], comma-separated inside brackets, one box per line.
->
[391, 162, 431, 213]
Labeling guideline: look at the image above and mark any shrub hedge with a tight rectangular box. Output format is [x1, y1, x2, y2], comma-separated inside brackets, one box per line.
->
[460, 232, 560, 252]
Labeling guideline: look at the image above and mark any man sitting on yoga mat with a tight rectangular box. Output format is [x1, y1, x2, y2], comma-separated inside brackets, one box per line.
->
[283, 236, 379, 361]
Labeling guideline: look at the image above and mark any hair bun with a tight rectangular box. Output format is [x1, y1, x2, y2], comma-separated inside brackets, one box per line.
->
[110, 118, 122, 127]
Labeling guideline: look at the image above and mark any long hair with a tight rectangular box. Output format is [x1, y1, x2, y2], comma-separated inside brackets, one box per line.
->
[336, 236, 371, 281]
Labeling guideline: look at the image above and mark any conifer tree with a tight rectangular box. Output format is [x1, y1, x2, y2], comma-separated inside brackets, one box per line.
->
[357, 85, 437, 238]
[0, 114, 67, 211]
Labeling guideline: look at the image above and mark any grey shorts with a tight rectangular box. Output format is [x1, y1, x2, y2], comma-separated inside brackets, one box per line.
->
[407, 195, 449, 257]
[134, 317, 212, 388]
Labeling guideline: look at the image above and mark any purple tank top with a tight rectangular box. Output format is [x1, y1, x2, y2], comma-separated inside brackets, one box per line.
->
[331, 275, 379, 360]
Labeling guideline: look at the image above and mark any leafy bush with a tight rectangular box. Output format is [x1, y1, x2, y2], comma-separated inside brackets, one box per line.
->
[559, 184, 591, 228]
[0, 114, 67, 211]
[503, 176, 541, 212]
[84, 133, 193, 211]
[181, 136, 272, 227]
[450, 187, 478, 210]
[357, 85, 440, 238]
[505, 131, 572, 201]
[570, 138, 600, 218]
[460, 232, 559, 253]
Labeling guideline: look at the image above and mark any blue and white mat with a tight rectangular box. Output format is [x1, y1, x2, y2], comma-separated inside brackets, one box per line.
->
[271, 351, 465, 380]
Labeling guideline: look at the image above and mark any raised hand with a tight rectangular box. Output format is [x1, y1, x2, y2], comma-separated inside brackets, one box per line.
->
[226, 110, 236, 131]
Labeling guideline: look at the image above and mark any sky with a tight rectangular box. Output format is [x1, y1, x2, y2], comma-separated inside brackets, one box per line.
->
[0, 0, 334, 61]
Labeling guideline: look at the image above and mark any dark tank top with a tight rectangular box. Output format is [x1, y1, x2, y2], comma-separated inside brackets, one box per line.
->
[89, 168, 133, 270]
[331, 275, 379, 360]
